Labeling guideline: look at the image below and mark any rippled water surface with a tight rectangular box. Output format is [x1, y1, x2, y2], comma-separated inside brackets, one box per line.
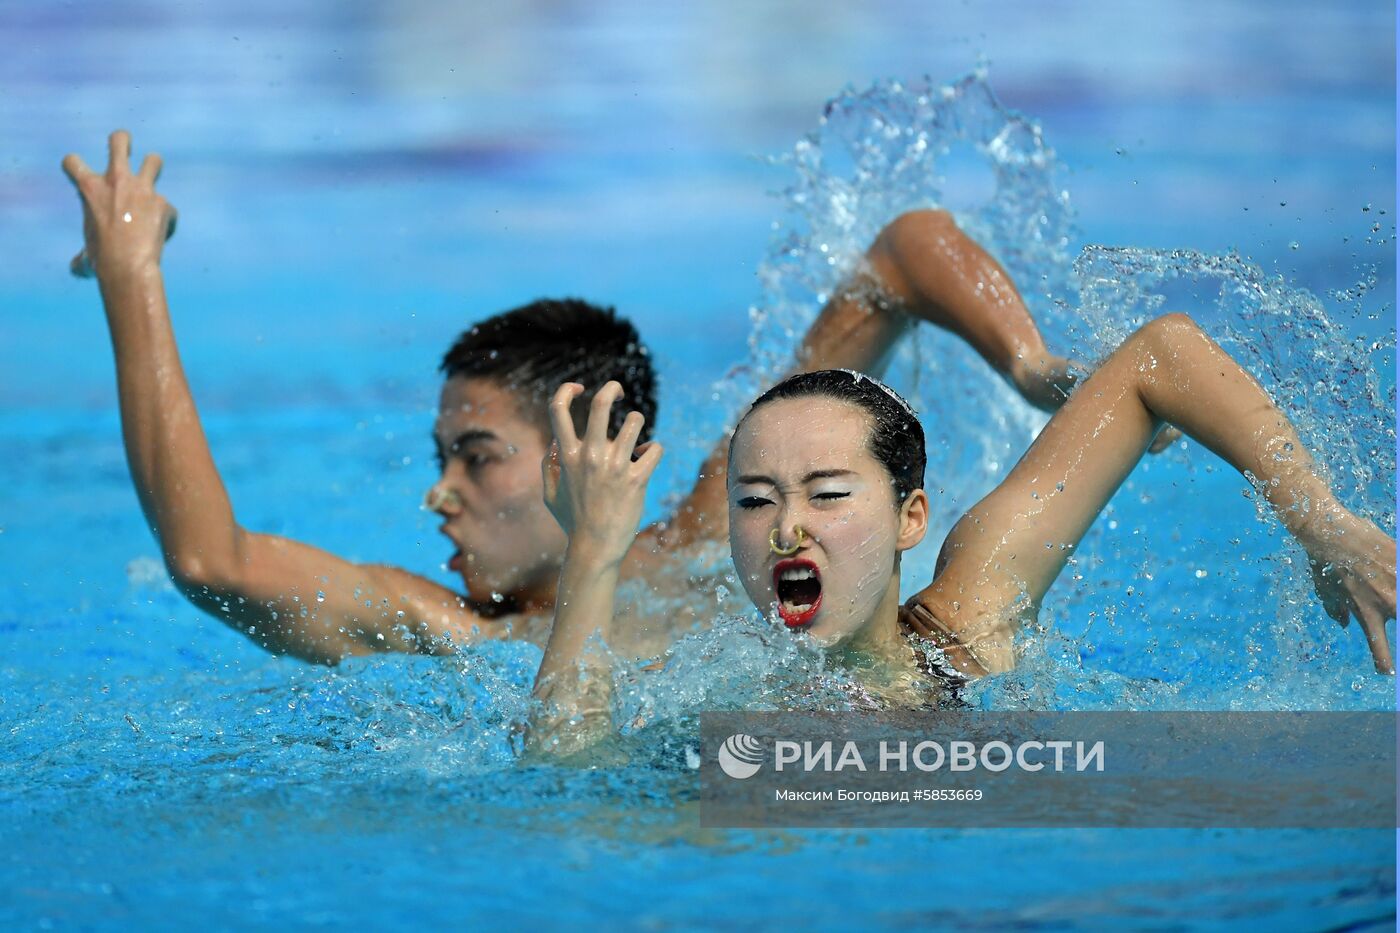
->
[1, 2, 1395, 929]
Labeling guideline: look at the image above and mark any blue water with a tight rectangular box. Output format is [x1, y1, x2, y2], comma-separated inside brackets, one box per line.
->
[1, 3, 1396, 929]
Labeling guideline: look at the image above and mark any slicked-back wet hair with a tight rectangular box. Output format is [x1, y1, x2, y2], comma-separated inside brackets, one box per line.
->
[440, 298, 657, 441]
[738, 369, 926, 504]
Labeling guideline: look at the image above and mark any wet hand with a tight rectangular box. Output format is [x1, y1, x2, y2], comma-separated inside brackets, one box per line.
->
[62, 130, 178, 279]
[1300, 510, 1396, 674]
[542, 381, 664, 567]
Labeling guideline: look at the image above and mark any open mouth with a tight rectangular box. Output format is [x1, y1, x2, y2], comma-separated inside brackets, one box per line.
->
[447, 550, 463, 572]
[773, 558, 822, 628]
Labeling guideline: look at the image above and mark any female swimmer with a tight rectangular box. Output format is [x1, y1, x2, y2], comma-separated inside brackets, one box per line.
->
[530, 313, 1396, 745]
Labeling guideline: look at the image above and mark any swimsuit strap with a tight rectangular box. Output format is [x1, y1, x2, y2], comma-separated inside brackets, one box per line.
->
[898, 600, 990, 682]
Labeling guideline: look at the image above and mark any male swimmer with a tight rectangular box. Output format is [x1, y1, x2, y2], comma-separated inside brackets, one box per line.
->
[532, 337, 1395, 744]
[64, 130, 1090, 664]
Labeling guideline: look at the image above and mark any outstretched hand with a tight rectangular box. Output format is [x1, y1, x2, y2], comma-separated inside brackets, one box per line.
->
[542, 382, 664, 568]
[62, 129, 177, 278]
[1299, 511, 1396, 674]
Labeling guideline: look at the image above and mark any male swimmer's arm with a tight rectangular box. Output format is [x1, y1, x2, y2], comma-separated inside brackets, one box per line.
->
[64, 131, 496, 664]
[652, 209, 1110, 549]
[866, 209, 1078, 411]
[529, 382, 662, 755]
[916, 313, 1396, 674]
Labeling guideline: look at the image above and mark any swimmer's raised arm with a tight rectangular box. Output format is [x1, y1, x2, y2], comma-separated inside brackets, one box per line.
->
[864, 209, 1078, 411]
[913, 312, 1396, 675]
[530, 382, 662, 754]
[653, 209, 1089, 549]
[64, 131, 499, 664]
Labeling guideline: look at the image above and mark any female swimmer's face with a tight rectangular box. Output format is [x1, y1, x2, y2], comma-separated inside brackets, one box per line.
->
[727, 396, 927, 649]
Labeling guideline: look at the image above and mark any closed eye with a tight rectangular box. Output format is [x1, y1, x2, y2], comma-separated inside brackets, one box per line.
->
[434, 447, 491, 472]
[736, 496, 773, 510]
[813, 491, 850, 502]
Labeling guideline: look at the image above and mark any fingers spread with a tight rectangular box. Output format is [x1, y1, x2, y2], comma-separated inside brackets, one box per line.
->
[548, 383, 584, 451]
[107, 130, 132, 177]
[138, 152, 163, 184]
[61, 153, 95, 189]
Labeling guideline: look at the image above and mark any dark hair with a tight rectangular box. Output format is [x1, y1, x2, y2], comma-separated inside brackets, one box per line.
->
[440, 298, 657, 441]
[738, 369, 926, 503]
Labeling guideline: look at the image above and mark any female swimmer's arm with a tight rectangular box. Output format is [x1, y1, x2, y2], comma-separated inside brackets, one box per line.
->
[64, 131, 499, 664]
[914, 312, 1396, 674]
[530, 382, 663, 754]
[652, 209, 1099, 549]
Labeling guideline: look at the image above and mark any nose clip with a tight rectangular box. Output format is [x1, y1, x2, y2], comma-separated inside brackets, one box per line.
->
[769, 526, 806, 557]
[425, 487, 463, 512]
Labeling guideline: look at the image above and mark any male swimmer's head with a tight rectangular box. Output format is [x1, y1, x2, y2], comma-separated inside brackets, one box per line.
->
[727, 370, 928, 648]
[427, 298, 657, 605]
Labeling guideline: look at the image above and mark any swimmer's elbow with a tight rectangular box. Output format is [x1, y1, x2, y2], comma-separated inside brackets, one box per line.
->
[164, 534, 248, 598]
[167, 553, 224, 594]
[872, 208, 958, 259]
[1133, 312, 1203, 354]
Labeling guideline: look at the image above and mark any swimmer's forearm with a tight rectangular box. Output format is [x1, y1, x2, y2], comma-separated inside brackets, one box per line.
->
[932, 313, 1333, 623]
[926, 312, 1392, 675]
[1127, 314, 1337, 532]
[98, 262, 245, 585]
[795, 284, 911, 377]
[534, 547, 619, 690]
[1129, 317, 1394, 671]
[529, 548, 619, 750]
[867, 210, 1065, 402]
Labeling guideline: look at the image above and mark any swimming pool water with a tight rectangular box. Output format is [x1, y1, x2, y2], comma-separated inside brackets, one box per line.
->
[1, 2, 1395, 929]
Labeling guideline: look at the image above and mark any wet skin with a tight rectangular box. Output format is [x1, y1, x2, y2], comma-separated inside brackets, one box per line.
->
[68, 129, 1174, 667]
[726, 397, 927, 662]
[427, 377, 566, 612]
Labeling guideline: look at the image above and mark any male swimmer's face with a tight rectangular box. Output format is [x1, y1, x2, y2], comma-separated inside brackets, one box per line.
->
[728, 396, 923, 648]
[427, 377, 566, 604]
